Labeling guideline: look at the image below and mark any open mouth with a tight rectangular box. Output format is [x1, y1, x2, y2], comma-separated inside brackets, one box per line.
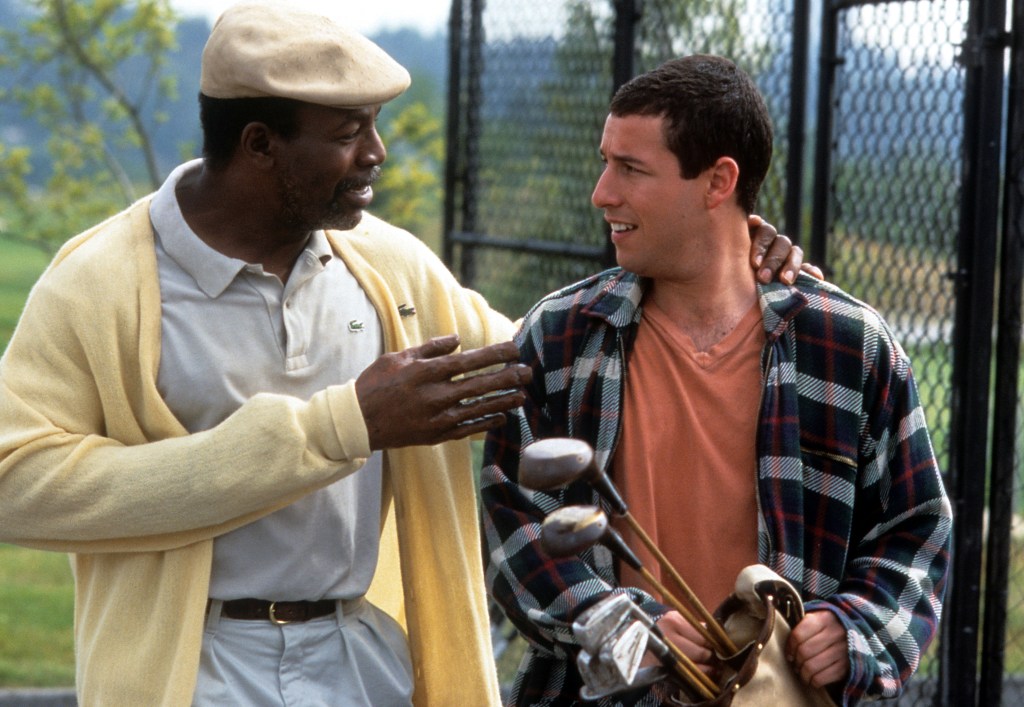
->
[608, 221, 637, 239]
[342, 184, 374, 208]
[337, 168, 381, 209]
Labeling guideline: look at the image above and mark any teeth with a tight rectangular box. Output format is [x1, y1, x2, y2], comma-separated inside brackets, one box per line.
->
[609, 222, 633, 232]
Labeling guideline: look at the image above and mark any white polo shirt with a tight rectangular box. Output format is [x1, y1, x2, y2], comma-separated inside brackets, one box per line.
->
[149, 159, 385, 602]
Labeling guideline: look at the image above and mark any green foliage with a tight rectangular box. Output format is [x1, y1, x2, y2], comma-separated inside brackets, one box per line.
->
[0, 237, 50, 351]
[373, 101, 445, 250]
[0, 545, 74, 687]
[0, 0, 180, 254]
[0, 230, 73, 689]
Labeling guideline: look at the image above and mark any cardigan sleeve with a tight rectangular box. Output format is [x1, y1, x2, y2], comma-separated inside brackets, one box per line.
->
[0, 226, 374, 554]
[0, 208, 516, 556]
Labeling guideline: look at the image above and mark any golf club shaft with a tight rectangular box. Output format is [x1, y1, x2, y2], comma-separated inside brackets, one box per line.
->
[628, 513, 738, 655]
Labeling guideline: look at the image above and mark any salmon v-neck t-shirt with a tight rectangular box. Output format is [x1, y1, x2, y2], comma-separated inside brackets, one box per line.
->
[612, 296, 764, 610]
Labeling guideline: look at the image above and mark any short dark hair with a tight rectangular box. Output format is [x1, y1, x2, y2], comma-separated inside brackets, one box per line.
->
[198, 93, 303, 170]
[609, 55, 773, 214]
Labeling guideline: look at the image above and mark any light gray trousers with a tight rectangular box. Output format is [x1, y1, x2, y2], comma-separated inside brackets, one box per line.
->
[193, 598, 414, 706]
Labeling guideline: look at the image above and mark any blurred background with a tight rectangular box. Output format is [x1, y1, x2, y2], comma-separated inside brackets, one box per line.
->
[0, 1, 1021, 705]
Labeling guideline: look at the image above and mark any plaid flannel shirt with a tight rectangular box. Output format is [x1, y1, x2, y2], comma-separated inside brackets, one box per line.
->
[480, 269, 951, 707]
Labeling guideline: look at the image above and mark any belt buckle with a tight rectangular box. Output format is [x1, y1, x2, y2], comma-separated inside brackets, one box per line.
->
[268, 601, 292, 625]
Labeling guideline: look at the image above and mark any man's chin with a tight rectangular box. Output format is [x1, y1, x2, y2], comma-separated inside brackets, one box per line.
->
[321, 210, 364, 232]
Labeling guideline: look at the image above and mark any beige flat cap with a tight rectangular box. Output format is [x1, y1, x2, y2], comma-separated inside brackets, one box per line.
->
[200, 2, 411, 107]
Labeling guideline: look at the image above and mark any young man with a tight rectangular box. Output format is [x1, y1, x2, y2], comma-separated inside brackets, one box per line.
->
[481, 55, 952, 706]
[0, 5, 808, 703]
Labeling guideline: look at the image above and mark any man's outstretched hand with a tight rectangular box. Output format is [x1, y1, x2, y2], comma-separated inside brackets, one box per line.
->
[748, 215, 824, 285]
[356, 335, 531, 450]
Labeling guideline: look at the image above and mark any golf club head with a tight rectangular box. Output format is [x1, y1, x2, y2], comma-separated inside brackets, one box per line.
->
[520, 438, 595, 490]
[520, 438, 629, 516]
[540, 505, 645, 572]
[599, 619, 648, 684]
[578, 642, 667, 701]
[540, 505, 607, 557]
[575, 619, 649, 697]
[573, 593, 636, 655]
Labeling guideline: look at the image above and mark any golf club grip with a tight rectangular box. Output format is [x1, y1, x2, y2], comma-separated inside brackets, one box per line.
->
[625, 512, 738, 655]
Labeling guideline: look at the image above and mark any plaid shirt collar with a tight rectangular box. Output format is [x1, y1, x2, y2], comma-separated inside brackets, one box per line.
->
[577, 268, 811, 345]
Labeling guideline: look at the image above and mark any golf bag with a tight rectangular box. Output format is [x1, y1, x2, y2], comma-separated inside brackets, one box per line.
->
[572, 565, 836, 706]
[689, 564, 836, 706]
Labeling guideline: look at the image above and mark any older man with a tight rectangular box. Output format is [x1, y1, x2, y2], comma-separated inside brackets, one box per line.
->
[0, 4, 528, 704]
[0, 6, 809, 706]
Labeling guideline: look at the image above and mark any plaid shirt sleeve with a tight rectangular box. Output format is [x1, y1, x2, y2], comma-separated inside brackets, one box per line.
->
[822, 347, 950, 704]
[479, 288, 665, 660]
[772, 284, 953, 705]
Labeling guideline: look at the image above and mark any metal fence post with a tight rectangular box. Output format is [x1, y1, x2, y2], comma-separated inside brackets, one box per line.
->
[942, 0, 1010, 703]
[979, 0, 1024, 702]
[443, 0, 464, 268]
[784, 0, 811, 242]
[808, 1, 839, 271]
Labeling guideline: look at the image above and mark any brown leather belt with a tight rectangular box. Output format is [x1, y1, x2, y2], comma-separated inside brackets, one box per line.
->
[216, 598, 338, 624]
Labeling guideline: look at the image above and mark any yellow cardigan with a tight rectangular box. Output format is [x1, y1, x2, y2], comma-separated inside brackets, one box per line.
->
[0, 197, 513, 706]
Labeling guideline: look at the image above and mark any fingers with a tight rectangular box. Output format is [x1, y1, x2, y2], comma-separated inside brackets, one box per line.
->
[408, 333, 462, 359]
[655, 611, 718, 676]
[356, 338, 531, 450]
[409, 336, 521, 376]
[748, 216, 775, 276]
[438, 338, 521, 369]
[757, 234, 800, 285]
[437, 387, 529, 433]
[795, 646, 848, 688]
[787, 610, 850, 689]
[800, 261, 825, 281]
[747, 214, 819, 286]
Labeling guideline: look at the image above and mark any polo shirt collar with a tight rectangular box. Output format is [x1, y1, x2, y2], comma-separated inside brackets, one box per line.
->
[149, 158, 332, 298]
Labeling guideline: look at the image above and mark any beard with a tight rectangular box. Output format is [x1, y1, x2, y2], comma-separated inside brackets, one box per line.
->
[277, 166, 382, 232]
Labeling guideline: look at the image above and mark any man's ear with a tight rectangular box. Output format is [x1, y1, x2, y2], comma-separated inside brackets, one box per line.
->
[705, 157, 739, 210]
[239, 122, 275, 168]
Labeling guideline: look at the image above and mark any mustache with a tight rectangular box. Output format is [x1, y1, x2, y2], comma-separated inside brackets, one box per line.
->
[337, 166, 382, 192]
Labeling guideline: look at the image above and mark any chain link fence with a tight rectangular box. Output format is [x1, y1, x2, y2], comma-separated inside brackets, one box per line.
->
[445, 0, 1023, 703]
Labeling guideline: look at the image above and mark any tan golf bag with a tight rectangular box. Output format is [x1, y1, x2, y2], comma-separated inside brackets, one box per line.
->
[681, 564, 836, 706]
[571, 564, 837, 706]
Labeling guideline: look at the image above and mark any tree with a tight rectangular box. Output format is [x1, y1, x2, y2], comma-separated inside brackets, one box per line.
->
[374, 100, 446, 249]
[0, 0, 179, 254]
[0, 2, 450, 256]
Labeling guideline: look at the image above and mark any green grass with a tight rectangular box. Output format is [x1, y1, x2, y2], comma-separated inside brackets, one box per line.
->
[0, 239, 74, 688]
[0, 546, 75, 687]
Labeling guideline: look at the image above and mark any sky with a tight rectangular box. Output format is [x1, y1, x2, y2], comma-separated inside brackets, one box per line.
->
[169, 0, 453, 35]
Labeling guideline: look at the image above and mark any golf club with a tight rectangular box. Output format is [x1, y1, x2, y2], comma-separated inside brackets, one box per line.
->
[522, 437, 737, 656]
[574, 592, 715, 702]
[540, 505, 719, 698]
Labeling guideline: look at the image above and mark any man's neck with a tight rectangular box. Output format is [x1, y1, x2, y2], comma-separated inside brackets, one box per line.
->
[648, 234, 758, 353]
[175, 163, 310, 282]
